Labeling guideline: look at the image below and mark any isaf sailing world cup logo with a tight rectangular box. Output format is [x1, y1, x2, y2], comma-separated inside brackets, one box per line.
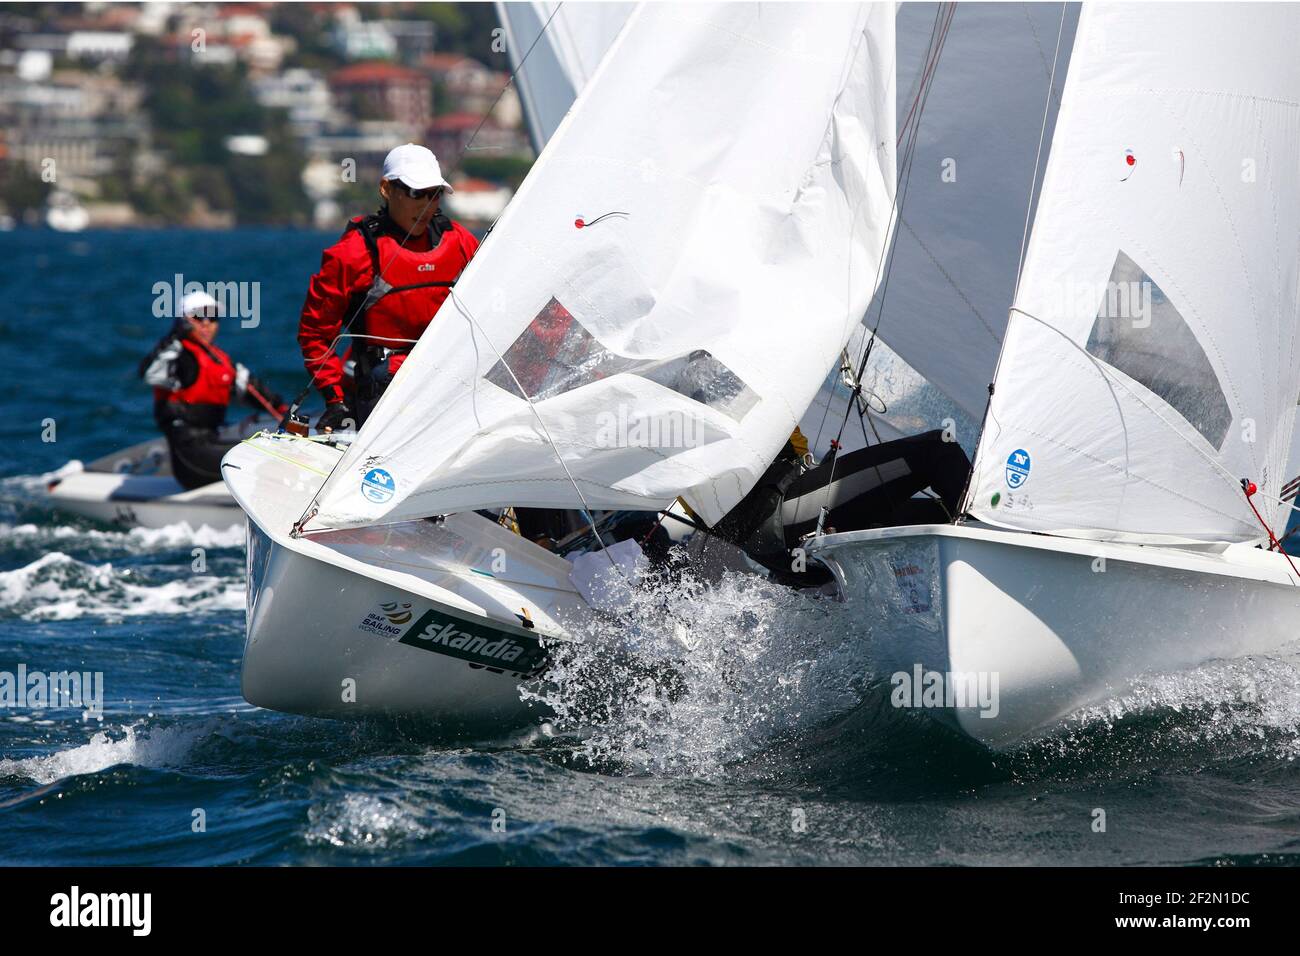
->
[380, 602, 412, 625]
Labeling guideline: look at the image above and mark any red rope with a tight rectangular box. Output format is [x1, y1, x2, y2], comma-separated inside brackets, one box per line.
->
[1242, 479, 1300, 578]
[245, 383, 282, 420]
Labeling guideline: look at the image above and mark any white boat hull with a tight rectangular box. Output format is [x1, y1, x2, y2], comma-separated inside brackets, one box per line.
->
[45, 469, 239, 530]
[40, 423, 278, 532]
[807, 523, 1300, 748]
[226, 432, 591, 726]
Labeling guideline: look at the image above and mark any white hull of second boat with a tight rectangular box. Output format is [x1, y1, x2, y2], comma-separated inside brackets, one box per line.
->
[225, 432, 592, 727]
[806, 523, 1300, 748]
[40, 423, 279, 532]
[44, 467, 240, 531]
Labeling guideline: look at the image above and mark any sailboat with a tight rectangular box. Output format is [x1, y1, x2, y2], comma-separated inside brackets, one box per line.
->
[42, 419, 275, 531]
[809, 3, 1300, 747]
[222, 2, 901, 724]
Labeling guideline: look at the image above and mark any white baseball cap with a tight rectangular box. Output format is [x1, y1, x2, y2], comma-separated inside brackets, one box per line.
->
[381, 143, 453, 192]
[180, 290, 220, 317]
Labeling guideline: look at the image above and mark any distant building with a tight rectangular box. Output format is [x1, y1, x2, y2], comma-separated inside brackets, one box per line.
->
[14, 34, 71, 58]
[378, 20, 437, 66]
[66, 31, 135, 63]
[160, 6, 291, 72]
[421, 53, 521, 127]
[304, 120, 420, 176]
[54, 3, 143, 34]
[332, 7, 397, 62]
[0, 71, 147, 191]
[330, 61, 431, 134]
[444, 177, 512, 224]
[253, 68, 335, 138]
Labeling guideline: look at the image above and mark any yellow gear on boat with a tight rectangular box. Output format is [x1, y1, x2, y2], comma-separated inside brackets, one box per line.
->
[788, 426, 809, 459]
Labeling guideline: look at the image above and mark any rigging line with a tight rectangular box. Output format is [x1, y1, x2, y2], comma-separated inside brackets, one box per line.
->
[958, 0, 1066, 516]
[807, 349, 846, 465]
[297, 288, 629, 582]
[1242, 482, 1300, 578]
[859, 1, 954, 367]
[421, 4, 576, 293]
[896, 2, 953, 147]
[899, 215, 999, 343]
[444, 290, 627, 579]
[288, 179, 446, 527]
[811, 1, 954, 534]
[807, 4, 946, 493]
[1021, 1, 1064, 110]
[812, 0, 951, 462]
[894, 0, 945, 142]
[838, 3, 951, 440]
[844, 1, 952, 515]
[807, 0, 931, 462]
[1012, 1, 1066, 306]
[446, 3, 565, 182]
[337, 334, 421, 344]
[851, 1, 952, 393]
[848, 1, 955, 397]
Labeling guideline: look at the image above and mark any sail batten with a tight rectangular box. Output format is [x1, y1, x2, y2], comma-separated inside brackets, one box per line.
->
[966, 3, 1300, 543]
[309, 3, 898, 532]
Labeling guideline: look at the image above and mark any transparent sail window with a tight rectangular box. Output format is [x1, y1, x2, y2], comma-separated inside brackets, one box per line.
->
[485, 297, 758, 421]
[1085, 251, 1232, 450]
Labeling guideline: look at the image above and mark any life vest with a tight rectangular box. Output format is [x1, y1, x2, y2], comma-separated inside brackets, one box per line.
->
[156, 337, 235, 429]
[343, 213, 470, 354]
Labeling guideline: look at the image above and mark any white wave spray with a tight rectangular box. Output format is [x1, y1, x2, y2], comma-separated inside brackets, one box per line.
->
[521, 560, 877, 776]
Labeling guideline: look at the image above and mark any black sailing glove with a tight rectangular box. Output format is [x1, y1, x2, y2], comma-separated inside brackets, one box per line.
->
[316, 401, 355, 434]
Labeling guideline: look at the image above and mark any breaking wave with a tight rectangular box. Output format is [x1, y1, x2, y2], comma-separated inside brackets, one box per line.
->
[0, 721, 212, 786]
[305, 792, 430, 849]
[522, 558, 877, 777]
[1015, 642, 1300, 767]
[0, 551, 242, 621]
[520, 549, 1300, 781]
[0, 520, 244, 554]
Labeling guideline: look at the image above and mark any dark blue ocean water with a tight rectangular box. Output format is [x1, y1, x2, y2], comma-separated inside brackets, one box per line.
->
[0, 228, 1298, 866]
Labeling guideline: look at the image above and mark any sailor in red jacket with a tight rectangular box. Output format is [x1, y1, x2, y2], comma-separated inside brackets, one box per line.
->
[298, 144, 480, 431]
[139, 291, 284, 490]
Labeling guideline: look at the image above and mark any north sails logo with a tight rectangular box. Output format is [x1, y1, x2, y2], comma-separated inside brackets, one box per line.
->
[1005, 448, 1031, 489]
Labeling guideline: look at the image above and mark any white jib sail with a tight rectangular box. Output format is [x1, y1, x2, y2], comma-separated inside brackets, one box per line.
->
[308, 3, 898, 532]
[966, 2, 1300, 544]
[496, 1, 636, 153]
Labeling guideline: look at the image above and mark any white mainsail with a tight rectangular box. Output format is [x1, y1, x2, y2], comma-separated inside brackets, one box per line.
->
[308, 2, 898, 531]
[496, 1, 635, 153]
[965, 2, 1300, 543]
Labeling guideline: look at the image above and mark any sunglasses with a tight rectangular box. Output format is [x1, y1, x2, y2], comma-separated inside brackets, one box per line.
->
[393, 180, 444, 201]
[189, 311, 220, 322]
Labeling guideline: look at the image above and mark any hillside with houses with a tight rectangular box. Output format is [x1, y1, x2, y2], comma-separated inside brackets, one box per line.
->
[0, 1, 534, 230]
